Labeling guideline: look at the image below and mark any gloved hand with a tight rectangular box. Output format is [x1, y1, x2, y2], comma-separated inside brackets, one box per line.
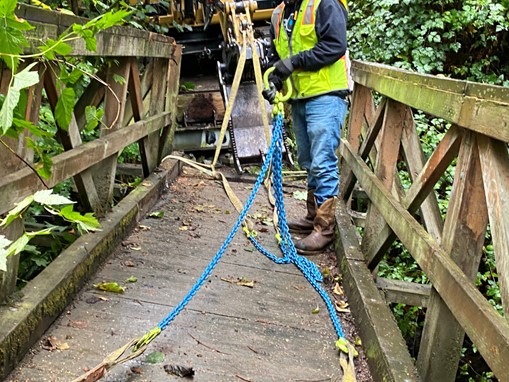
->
[262, 82, 277, 104]
[268, 73, 283, 91]
[274, 58, 294, 81]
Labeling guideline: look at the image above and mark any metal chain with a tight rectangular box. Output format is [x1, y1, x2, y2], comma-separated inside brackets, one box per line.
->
[150, 111, 344, 345]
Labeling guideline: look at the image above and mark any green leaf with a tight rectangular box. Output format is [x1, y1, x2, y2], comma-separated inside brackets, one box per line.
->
[85, 105, 99, 130]
[5, 233, 30, 257]
[53, 41, 73, 56]
[113, 73, 125, 85]
[145, 351, 165, 364]
[60, 67, 83, 85]
[0, 0, 17, 17]
[13, 118, 52, 137]
[72, 24, 83, 34]
[0, 87, 20, 134]
[5, 16, 34, 31]
[0, 63, 39, 134]
[0, 194, 34, 228]
[34, 189, 75, 206]
[25, 228, 53, 239]
[58, 205, 101, 233]
[96, 10, 131, 30]
[80, 29, 96, 52]
[94, 281, 125, 293]
[38, 38, 57, 60]
[0, 22, 27, 70]
[149, 211, 164, 219]
[125, 276, 138, 283]
[13, 62, 39, 91]
[0, 235, 13, 272]
[35, 151, 53, 179]
[54, 88, 75, 131]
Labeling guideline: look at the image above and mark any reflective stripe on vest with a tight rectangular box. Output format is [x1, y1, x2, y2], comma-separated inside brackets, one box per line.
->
[272, 0, 350, 99]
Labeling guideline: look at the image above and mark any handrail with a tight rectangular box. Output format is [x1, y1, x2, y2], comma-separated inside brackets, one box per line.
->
[338, 59, 509, 381]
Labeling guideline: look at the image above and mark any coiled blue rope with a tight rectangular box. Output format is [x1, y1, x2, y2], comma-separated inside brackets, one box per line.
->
[140, 111, 345, 349]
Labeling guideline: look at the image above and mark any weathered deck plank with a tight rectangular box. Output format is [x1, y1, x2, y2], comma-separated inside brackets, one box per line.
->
[6, 169, 351, 382]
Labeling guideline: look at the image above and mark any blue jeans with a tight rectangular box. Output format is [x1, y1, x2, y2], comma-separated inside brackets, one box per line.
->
[291, 94, 348, 206]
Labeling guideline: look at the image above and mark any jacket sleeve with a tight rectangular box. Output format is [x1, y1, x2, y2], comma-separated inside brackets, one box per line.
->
[292, 0, 347, 71]
[267, 22, 281, 67]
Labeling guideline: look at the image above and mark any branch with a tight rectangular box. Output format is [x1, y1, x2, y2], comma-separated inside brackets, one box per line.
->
[0, 139, 49, 189]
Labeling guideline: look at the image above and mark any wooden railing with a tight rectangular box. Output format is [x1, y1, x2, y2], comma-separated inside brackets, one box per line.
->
[337, 61, 509, 381]
[0, 5, 181, 302]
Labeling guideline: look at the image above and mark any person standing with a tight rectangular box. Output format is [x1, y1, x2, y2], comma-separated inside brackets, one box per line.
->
[263, 0, 351, 255]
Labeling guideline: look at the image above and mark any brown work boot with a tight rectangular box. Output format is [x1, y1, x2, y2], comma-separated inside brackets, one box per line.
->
[294, 197, 337, 255]
[288, 189, 316, 234]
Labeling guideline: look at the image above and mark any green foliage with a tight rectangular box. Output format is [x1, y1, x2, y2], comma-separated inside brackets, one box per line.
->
[118, 142, 141, 163]
[0, 0, 131, 180]
[0, 189, 101, 272]
[348, 0, 509, 86]
[0, 0, 33, 71]
[0, 63, 39, 134]
[54, 87, 76, 131]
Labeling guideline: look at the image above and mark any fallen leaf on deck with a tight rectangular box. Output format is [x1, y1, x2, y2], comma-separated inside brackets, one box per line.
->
[312, 306, 320, 314]
[335, 299, 349, 309]
[123, 260, 136, 267]
[321, 266, 331, 278]
[145, 351, 165, 364]
[292, 190, 307, 200]
[138, 225, 151, 231]
[333, 283, 344, 296]
[41, 336, 69, 351]
[149, 211, 164, 218]
[220, 276, 255, 288]
[94, 282, 126, 294]
[68, 320, 88, 329]
[164, 364, 195, 378]
[354, 336, 362, 346]
[125, 276, 138, 283]
[335, 300, 351, 314]
[179, 226, 189, 231]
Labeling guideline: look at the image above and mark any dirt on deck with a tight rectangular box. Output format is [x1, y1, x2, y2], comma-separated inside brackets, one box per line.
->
[6, 165, 373, 382]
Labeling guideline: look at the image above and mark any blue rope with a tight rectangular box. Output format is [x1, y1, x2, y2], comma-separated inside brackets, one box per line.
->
[156, 112, 345, 340]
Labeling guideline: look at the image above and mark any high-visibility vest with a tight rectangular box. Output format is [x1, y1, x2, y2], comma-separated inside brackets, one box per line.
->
[272, 0, 351, 99]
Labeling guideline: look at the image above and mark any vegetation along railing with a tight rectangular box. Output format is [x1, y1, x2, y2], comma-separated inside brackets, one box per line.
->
[0, 4, 181, 377]
[336, 60, 509, 381]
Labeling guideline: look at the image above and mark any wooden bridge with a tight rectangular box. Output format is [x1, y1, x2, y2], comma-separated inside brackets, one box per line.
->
[1, 5, 509, 381]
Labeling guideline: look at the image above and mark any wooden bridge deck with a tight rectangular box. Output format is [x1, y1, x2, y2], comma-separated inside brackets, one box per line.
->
[6, 167, 365, 382]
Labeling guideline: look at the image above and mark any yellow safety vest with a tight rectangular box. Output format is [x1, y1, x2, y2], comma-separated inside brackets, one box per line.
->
[272, 0, 351, 99]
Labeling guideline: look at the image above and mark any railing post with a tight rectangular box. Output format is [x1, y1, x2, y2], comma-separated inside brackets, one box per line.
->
[160, 45, 182, 160]
[361, 99, 405, 267]
[417, 131, 488, 381]
[0, 65, 35, 302]
[92, 58, 131, 214]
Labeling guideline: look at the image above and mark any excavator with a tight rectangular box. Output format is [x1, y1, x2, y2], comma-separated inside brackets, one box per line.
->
[130, 0, 292, 172]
